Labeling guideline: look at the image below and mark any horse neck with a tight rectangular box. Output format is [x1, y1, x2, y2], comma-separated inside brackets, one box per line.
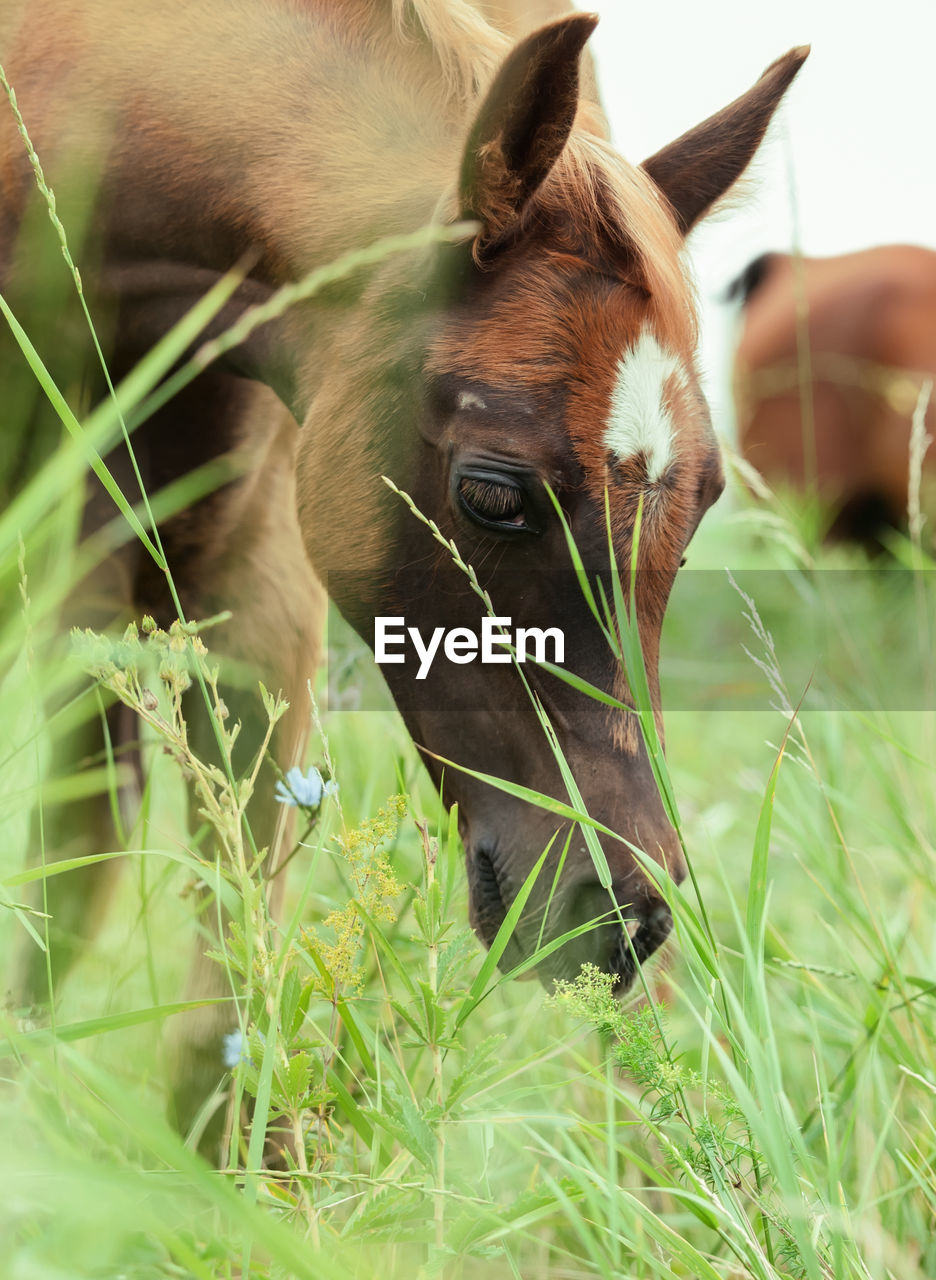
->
[10, 1, 468, 286]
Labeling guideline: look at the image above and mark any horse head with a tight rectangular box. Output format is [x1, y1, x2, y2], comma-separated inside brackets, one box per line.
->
[295, 16, 807, 990]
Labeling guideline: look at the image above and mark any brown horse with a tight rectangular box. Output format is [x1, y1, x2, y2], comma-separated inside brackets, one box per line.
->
[732, 245, 936, 545]
[1, 0, 804, 1092]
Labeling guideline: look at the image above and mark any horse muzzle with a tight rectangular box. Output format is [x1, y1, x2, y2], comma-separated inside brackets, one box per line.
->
[466, 839, 679, 994]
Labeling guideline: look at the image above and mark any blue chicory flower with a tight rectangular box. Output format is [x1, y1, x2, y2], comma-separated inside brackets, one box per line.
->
[222, 1028, 249, 1069]
[275, 765, 323, 808]
[274, 765, 339, 809]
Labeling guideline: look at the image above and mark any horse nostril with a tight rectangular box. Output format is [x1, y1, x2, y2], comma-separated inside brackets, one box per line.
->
[474, 846, 501, 901]
[469, 846, 509, 947]
[636, 903, 674, 960]
[608, 902, 673, 990]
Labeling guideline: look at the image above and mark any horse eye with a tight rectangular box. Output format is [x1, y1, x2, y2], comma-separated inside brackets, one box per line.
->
[680, 556, 687, 568]
[458, 475, 527, 529]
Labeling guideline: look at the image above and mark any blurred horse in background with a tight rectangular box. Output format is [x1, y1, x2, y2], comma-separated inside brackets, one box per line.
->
[731, 245, 936, 547]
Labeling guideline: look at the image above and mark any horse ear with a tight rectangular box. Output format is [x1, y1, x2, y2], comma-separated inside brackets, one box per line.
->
[459, 13, 599, 250]
[641, 47, 809, 236]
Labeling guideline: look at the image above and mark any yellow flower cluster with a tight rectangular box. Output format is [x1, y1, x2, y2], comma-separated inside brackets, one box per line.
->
[309, 797, 406, 993]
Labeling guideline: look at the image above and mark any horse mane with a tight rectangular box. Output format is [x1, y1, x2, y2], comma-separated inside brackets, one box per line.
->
[391, 0, 509, 100]
[537, 133, 695, 345]
[386, 1, 692, 341]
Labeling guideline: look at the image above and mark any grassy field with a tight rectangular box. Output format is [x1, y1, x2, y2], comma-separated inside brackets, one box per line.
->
[3, 415, 936, 1280]
[2, 84, 936, 1280]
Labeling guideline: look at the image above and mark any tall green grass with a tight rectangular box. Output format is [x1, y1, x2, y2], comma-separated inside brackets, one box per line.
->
[2, 69, 936, 1280]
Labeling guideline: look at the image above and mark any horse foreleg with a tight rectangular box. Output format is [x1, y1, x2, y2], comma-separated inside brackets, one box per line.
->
[163, 415, 326, 1160]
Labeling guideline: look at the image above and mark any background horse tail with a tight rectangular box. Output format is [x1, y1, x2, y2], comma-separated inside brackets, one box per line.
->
[724, 251, 778, 305]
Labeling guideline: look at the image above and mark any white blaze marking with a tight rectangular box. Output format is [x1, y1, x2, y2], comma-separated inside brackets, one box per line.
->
[604, 330, 687, 480]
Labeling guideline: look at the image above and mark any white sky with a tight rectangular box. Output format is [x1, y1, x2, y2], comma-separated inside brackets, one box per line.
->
[588, 0, 936, 431]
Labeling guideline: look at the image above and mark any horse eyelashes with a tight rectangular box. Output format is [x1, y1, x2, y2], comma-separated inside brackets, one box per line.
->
[458, 476, 526, 525]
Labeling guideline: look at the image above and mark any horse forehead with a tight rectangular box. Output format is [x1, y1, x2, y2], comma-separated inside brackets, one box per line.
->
[426, 263, 701, 466]
[556, 308, 701, 471]
[429, 262, 680, 387]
